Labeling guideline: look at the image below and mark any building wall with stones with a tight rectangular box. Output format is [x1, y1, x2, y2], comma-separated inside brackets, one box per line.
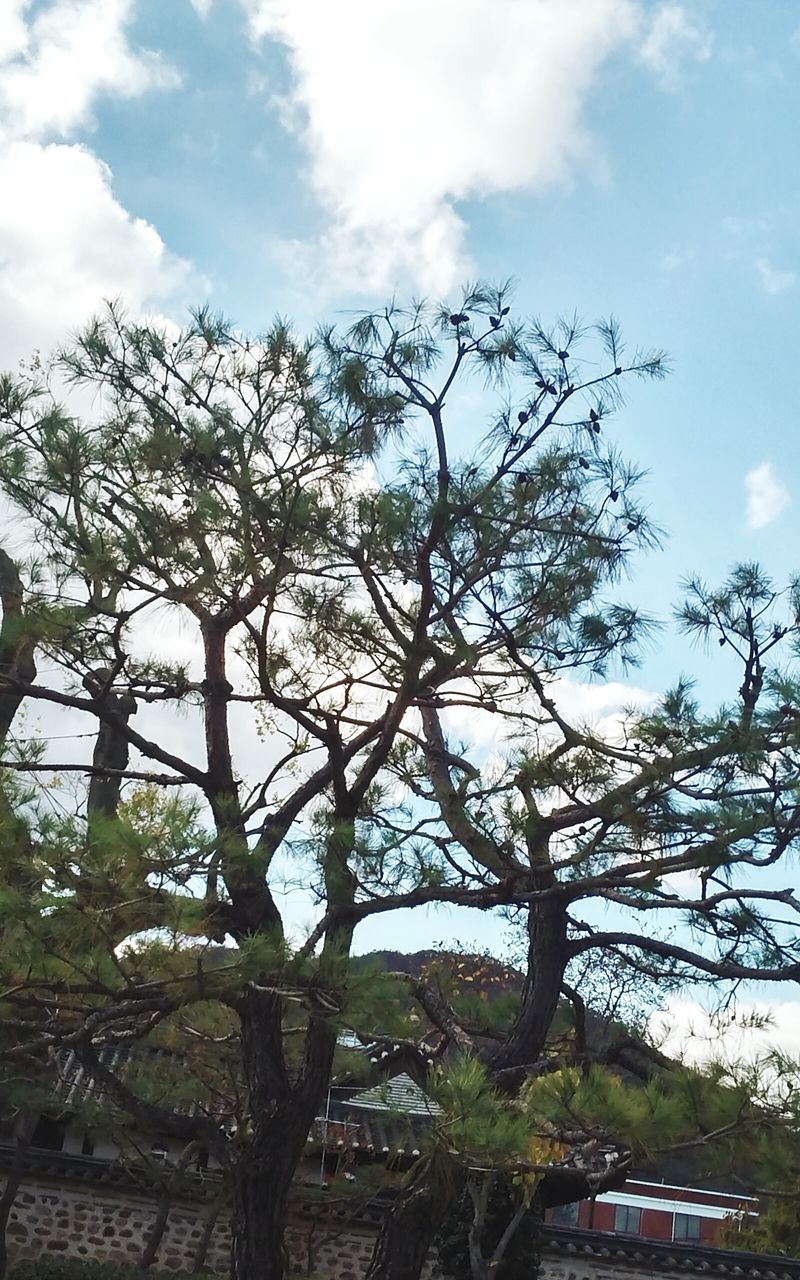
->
[2, 1169, 420, 1279]
[539, 1262, 688, 1280]
[4, 1169, 800, 1280]
[6, 1175, 229, 1274]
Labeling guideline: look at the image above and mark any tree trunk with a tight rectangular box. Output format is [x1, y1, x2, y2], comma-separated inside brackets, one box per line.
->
[83, 669, 137, 821]
[139, 1191, 171, 1271]
[488, 894, 569, 1073]
[230, 990, 336, 1280]
[231, 1162, 283, 1280]
[230, 1138, 303, 1280]
[466, 1176, 491, 1280]
[139, 1142, 199, 1270]
[366, 1152, 459, 1280]
[0, 547, 36, 746]
[0, 1110, 35, 1280]
[191, 1190, 224, 1274]
[365, 1180, 445, 1280]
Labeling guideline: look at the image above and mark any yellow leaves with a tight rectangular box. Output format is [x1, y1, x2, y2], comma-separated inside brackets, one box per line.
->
[511, 1168, 543, 1208]
[508, 1137, 570, 1210]
[526, 1134, 570, 1167]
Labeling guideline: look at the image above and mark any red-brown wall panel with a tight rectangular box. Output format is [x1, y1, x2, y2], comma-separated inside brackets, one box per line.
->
[640, 1209, 671, 1240]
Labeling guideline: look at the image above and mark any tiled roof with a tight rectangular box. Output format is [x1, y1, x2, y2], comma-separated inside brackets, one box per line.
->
[0, 1142, 221, 1196]
[52, 1045, 233, 1122]
[310, 1110, 429, 1160]
[342, 1073, 440, 1116]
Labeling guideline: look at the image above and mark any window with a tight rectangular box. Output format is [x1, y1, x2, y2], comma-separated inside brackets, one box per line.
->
[81, 1135, 95, 1157]
[30, 1115, 66, 1152]
[673, 1213, 701, 1242]
[552, 1202, 580, 1227]
[614, 1204, 642, 1235]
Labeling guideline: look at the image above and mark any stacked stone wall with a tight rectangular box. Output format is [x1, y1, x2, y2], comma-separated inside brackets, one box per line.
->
[0, 1170, 762, 1280]
[5, 1176, 229, 1273]
[538, 1259, 685, 1280]
[1, 1171, 422, 1278]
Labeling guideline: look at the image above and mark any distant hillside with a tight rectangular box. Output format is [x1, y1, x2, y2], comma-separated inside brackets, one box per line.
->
[359, 949, 524, 1001]
[355, 951, 746, 1192]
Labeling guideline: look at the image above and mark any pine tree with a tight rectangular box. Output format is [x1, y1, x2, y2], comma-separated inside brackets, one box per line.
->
[364, 564, 800, 1280]
[0, 288, 667, 1280]
[1, 288, 799, 1280]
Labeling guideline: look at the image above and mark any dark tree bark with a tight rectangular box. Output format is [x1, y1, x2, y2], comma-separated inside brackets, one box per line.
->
[230, 1108, 324, 1280]
[0, 1110, 35, 1280]
[139, 1185, 172, 1272]
[139, 1141, 199, 1270]
[487, 894, 569, 1073]
[82, 668, 138, 820]
[231, 1139, 307, 1280]
[0, 549, 37, 890]
[365, 1171, 457, 1280]
[191, 1188, 225, 1274]
[229, 989, 337, 1280]
[0, 548, 35, 746]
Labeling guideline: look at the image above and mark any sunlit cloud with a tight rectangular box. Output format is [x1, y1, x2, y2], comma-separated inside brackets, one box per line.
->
[744, 461, 790, 531]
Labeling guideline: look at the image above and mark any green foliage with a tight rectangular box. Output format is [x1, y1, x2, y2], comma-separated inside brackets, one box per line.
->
[713, 1050, 800, 1258]
[719, 1198, 800, 1258]
[520, 1057, 782, 1179]
[433, 1058, 531, 1168]
[3, 284, 800, 1277]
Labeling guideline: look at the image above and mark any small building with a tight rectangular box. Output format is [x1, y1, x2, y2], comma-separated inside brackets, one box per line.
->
[549, 1176, 757, 1246]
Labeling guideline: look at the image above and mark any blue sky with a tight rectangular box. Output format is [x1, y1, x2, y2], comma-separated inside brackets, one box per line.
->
[3, 0, 799, 697]
[1, 1, 800, 980]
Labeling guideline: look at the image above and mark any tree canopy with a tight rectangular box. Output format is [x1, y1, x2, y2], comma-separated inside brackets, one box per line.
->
[1, 286, 800, 1280]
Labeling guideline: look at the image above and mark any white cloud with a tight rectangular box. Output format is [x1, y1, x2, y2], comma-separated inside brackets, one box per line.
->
[653, 995, 800, 1070]
[0, 142, 192, 366]
[755, 256, 797, 296]
[639, 3, 712, 89]
[552, 676, 655, 729]
[744, 461, 790, 531]
[721, 214, 772, 239]
[0, 0, 179, 145]
[0, 2, 192, 369]
[243, 0, 644, 294]
[659, 246, 694, 273]
[0, 0, 30, 63]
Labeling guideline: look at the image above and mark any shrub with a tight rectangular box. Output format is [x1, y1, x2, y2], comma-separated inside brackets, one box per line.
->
[11, 1259, 217, 1279]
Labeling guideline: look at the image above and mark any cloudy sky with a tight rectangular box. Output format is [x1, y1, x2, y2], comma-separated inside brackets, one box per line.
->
[2, 2, 800, 1005]
[2, 1, 799, 678]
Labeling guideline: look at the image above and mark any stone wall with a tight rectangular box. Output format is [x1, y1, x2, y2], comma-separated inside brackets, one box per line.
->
[539, 1257, 686, 1280]
[5, 1176, 229, 1274]
[2, 1170, 789, 1280]
[540, 1254, 691, 1280]
[2, 1170, 409, 1277]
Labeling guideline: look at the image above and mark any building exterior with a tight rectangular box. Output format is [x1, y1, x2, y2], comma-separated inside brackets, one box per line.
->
[2, 1049, 792, 1278]
[3, 1144, 800, 1280]
[549, 1177, 757, 1246]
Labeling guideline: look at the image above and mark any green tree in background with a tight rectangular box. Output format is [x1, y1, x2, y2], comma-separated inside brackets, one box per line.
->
[365, 564, 800, 1280]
